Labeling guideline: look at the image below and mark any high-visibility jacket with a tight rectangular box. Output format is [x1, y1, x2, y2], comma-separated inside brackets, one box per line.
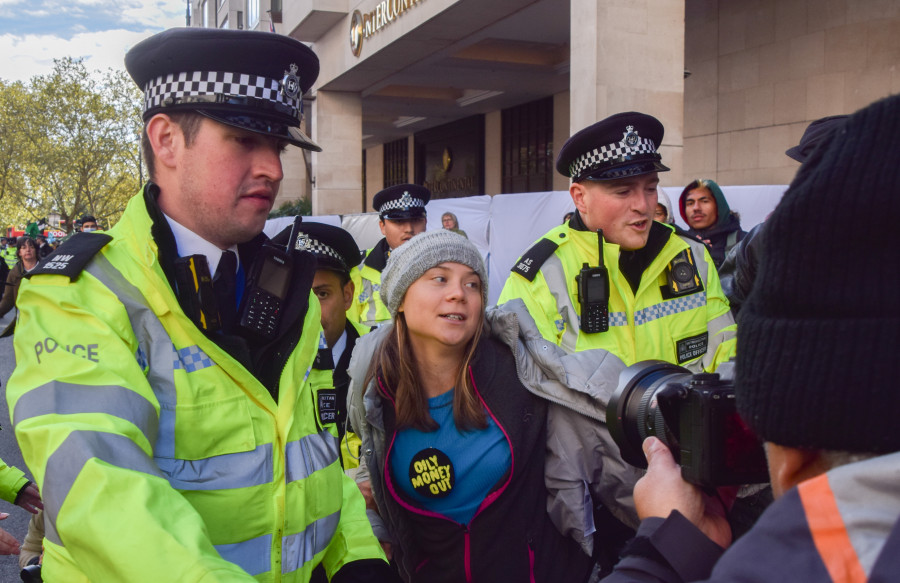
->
[7, 188, 385, 582]
[498, 219, 735, 371]
[0, 457, 28, 504]
[350, 238, 392, 327]
[1, 246, 17, 269]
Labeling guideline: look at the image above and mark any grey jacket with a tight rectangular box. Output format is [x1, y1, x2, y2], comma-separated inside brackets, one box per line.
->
[347, 299, 642, 556]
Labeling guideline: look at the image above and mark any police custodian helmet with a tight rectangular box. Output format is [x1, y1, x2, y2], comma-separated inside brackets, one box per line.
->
[125, 28, 321, 151]
[556, 112, 669, 182]
[373, 184, 431, 221]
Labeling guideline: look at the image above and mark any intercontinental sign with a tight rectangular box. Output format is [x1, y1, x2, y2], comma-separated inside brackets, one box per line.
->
[350, 0, 426, 57]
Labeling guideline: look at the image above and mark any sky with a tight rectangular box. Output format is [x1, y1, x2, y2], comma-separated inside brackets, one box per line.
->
[0, 0, 187, 83]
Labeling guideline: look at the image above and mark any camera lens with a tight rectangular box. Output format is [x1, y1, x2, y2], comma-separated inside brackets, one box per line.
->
[606, 361, 691, 469]
[672, 262, 694, 284]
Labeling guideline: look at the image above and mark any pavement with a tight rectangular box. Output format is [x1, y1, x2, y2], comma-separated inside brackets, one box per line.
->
[0, 311, 35, 582]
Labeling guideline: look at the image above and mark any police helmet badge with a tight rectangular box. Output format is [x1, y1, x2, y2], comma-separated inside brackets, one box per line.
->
[399, 191, 413, 210]
[282, 63, 301, 100]
[622, 125, 640, 149]
[295, 232, 312, 251]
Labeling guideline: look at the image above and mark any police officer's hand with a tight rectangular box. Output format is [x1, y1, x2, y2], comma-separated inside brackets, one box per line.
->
[14, 483, 42, 515]
[634, 437, 734, 549]
[0, 514, 20, 555]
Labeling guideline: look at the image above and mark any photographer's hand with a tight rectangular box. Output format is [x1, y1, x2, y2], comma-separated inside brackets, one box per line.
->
[634, 437, 734, 548]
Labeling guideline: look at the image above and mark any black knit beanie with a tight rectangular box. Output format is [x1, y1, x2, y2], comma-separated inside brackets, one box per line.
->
[736, 94, 900, 454]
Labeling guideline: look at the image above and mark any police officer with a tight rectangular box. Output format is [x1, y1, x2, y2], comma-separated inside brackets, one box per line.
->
[352, 183, 429, 326]
[281, 222, 369, 470]
[7, 28, 393, 582]
[498, 112, 735, 371]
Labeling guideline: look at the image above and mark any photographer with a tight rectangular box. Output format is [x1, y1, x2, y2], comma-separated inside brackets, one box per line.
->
[602, 94, 900, 582]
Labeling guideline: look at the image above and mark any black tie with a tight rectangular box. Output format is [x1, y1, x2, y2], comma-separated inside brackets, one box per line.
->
[214, 250, 237, 333]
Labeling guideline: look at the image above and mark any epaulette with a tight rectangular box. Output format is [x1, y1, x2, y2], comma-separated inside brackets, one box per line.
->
[510, 237, 559, 282]
[27, 233, 112, 281]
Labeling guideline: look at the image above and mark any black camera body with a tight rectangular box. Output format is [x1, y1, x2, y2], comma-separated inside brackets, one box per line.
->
[607, 360, 768, 488]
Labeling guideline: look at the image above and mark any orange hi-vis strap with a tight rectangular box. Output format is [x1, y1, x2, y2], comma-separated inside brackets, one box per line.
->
[798, 474, 867, 583]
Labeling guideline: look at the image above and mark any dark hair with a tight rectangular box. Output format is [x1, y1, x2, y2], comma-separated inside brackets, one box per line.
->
[141, 111, 204, 180]
[366, 296, 487, 432]
[16, 236, 36, 255]
[81, 215, 97, 224]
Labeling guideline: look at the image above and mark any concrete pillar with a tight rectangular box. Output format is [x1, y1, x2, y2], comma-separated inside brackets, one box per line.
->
[312, 90, 364, 214]
[364, 144, 384, 211]
[484, 111, 502, 195]
[569, 0, 685, 185]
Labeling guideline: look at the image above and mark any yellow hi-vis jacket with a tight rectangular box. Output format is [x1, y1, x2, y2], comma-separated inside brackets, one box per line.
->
[1, 246, 17, 269]
[349, 238, 392, 327]
[0, 457, 29, 504]
[7, 190, 385, 582]
[498, 221, 736, 371]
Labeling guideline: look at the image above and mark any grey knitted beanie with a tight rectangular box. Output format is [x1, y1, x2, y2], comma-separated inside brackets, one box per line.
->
[381, 230, 487, 317]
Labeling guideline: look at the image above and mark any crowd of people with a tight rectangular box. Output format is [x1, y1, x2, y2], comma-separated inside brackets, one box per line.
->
[0, 26, 896, 583]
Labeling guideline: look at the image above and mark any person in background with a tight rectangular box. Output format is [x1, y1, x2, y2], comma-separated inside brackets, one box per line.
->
[349, 230, 637, 582]
[79, 215, 99, 232]
[352, 184, 429, 327]
[601, 93, 900, 583]
[441, 212, 467, 238]
[34, 235, 52, 259]
[1, 238, 18, 270]
[653, 187, 675, 225]
[678, 179, 746, 268]
[0, 237, 40, 321]
[280, 221, 369, 470]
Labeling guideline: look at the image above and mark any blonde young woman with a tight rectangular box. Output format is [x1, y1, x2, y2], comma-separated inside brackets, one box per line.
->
[348, 230, 638, 583]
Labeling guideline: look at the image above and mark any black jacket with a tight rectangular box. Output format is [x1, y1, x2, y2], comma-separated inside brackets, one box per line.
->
[372, 335, 592, 583]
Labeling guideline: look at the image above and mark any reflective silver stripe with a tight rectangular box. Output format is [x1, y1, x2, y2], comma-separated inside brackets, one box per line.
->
[360, 277, 379, 325]
[634, 292, 708, 325]
[13, 382, 157, 447]
[43, 430, 163, 546]
[540, 253, 581, 352]
[85, 256, 180, 458]
[285, 430, 340, 484]
[281, 510, 341, 575]
[156, 443, 273, 491]
[215, 533, 272, 576]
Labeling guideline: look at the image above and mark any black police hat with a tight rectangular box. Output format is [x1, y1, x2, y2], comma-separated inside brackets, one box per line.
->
[373, 184, 430, 220]
[293, 223, 360, 273]
[125, 28, 321, 151]
[556, 112, 669, 181]
[785, 115, 848, 163]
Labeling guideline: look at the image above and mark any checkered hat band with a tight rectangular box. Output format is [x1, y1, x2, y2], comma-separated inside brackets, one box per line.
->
[143, 71, 300, 119]
[296, 238, 347, 269]
[379, 197, 426, 213]
[569, 136, 657, 178]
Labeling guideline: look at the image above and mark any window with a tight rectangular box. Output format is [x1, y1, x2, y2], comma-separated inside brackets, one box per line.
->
[221, 15, 229, 28]
[248, 0, 260, 29]
[383, 138, 408, 188]
[501, 97, 553, 194]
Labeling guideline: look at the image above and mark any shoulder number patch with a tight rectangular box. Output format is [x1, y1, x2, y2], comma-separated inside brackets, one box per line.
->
[511, 238, 559, 282]
[28, 233, 112, 281]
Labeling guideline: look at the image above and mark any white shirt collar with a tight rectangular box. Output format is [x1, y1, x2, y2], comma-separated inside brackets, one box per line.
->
[164, 213, 239, 274]
[330, 329, 348, 367]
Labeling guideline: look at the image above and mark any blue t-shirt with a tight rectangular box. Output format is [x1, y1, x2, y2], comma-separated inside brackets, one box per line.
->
[389, 389, 511, 525]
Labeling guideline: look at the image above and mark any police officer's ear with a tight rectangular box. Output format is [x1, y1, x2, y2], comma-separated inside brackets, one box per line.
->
[570, 181, 591, 215]
[341, 279, 354, 311]
[378, 219, 387, 236]
[145, 113, 185, 171]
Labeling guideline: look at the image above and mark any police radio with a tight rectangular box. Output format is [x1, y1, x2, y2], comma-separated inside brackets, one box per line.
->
[237, 217, 302, 340]
[576, 229, 610, 334]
